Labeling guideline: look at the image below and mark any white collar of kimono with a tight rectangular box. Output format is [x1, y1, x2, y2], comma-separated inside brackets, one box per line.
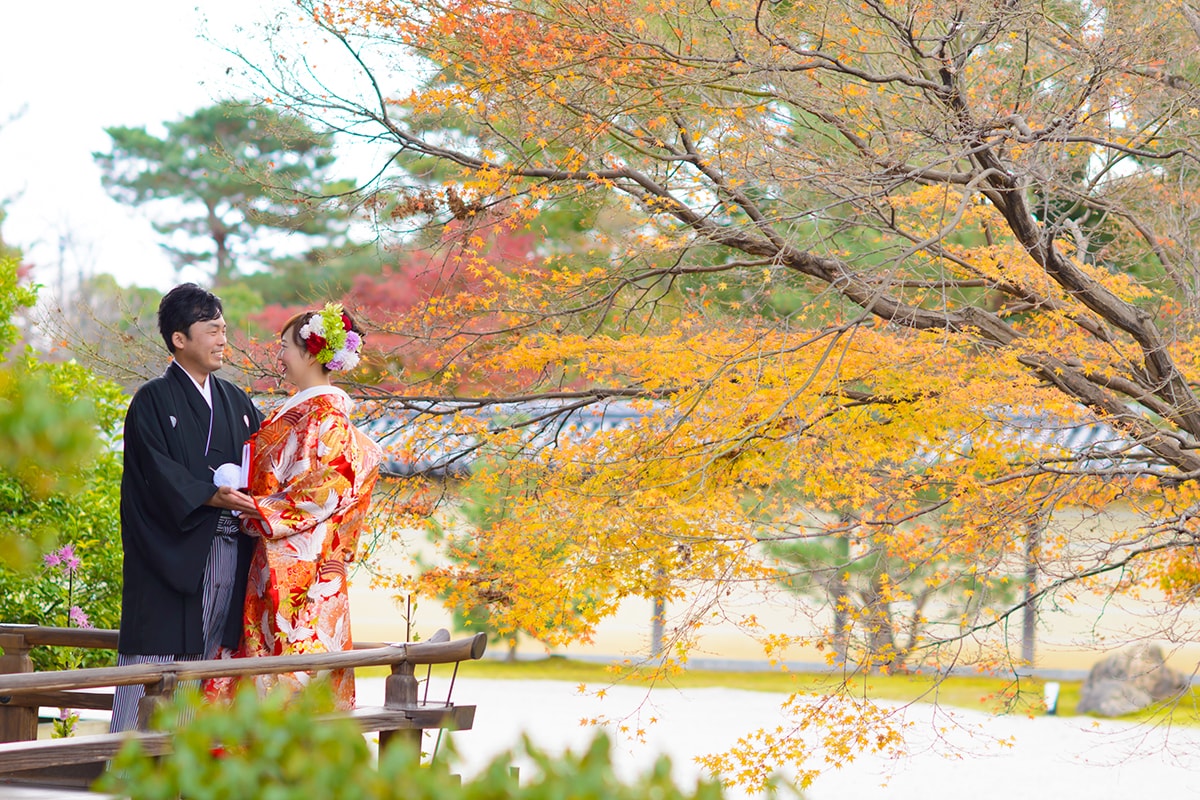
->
[176, 363, 212, 408]
[272, 384, 351, 420]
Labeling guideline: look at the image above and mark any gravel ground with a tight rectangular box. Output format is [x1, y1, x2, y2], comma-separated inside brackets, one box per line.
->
[359, 677, 1200, 800]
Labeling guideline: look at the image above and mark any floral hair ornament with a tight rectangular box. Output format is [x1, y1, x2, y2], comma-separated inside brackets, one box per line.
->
[298, 303, 362, 371]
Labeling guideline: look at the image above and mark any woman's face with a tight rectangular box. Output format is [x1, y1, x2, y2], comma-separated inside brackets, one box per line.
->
[278, 329, 318, 387]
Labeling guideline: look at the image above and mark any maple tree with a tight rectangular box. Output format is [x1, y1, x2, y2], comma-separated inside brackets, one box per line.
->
[419, 454, 594, 659]
[226, 225, 540, 394]
[227, 0, 1200, 786]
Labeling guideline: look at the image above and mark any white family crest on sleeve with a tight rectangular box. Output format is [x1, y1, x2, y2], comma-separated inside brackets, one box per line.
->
[169, 415, 177, 428]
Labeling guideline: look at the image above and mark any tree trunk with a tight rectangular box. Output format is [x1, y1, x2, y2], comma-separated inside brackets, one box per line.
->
[1021, 518, 1041, 667]
[860, 568, 900, 674]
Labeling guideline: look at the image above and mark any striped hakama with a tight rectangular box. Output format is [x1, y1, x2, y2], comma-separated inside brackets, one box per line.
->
[109, 517, 240, 733]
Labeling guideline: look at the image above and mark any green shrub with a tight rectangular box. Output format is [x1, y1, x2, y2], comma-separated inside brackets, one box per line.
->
[0, 360, 126, 670]
[0, 258, 127, 669]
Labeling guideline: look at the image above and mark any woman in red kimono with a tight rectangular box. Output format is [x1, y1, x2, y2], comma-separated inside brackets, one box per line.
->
[208, 303, 382, 708]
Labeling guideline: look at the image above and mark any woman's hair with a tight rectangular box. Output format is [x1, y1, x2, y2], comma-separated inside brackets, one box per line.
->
[158, 283, 223, 353]
[280, 307, 365, 373]
[279, 310, 314, 349]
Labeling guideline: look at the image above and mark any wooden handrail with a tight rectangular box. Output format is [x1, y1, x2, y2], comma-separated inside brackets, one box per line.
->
[0, 625, 118, 650]
[0, 624, 453, 653]
[0, 624, 487, 784]
[0, 691, 113, 711]
[0, 633, 486, 696]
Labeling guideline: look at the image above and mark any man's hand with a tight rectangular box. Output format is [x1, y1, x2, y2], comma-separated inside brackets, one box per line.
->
[206, 486, 261, 519]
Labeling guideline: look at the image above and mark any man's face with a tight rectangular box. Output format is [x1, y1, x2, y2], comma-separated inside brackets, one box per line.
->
[172, 316, 227, 377]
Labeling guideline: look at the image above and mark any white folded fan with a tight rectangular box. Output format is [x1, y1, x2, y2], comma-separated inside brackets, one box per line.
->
[213, 444, 251, 489]
[213, 462, 245, 489]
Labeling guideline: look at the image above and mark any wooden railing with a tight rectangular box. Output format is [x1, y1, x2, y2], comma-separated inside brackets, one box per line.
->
[0, 625, 121, 742]
[0, 624, 486, 790]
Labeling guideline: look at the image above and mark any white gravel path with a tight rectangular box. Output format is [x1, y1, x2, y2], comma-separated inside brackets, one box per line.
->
[356, 677, 1200, 800]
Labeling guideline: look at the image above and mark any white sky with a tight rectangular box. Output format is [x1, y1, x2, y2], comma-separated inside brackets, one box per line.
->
[0, 0, 306, 293]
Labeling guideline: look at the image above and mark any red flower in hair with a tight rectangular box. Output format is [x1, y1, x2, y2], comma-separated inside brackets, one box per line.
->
[304, 333, 327, 356]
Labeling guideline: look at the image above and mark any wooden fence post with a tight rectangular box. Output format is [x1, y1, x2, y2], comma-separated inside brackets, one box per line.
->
[137, 669, 179, 731]
[0, 631, 36, 743]
[379, 660, 422, 756]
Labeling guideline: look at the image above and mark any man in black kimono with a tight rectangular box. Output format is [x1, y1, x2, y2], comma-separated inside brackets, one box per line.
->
[110, 283, 264, 732]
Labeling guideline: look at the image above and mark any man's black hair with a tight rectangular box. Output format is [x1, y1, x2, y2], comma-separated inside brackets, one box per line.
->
[157, 283, 224, 353]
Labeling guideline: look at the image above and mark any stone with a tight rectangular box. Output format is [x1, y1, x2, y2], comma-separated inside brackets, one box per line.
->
[1076, 643, 1190, 717]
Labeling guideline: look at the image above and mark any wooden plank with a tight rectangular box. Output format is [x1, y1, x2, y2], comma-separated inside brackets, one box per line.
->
[0, 732, 171, 773]
[0, 635, 487, 697]
[341, 704, 475, 733]
[0, 627, 118, 651]
[0, 662, 165, 695]
[0, 705, 475, 774]
[0, 647, 408, 694]
[0, 624, 423, 655]
[0, 626, 456, 656]
[404, 633, 487, 665]
[0, 762, 109, 790]
[0, 783, 118, 799]
[0, 692, 112, 711]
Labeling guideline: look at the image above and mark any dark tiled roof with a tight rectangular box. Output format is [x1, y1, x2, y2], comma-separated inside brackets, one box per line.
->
[358, 400, 1148, 478]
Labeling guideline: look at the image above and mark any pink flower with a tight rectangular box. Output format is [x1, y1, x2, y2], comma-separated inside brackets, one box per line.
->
[44, 545, 80, 574]
[59, 545, 80, 573]
[68, 606, 92, 629]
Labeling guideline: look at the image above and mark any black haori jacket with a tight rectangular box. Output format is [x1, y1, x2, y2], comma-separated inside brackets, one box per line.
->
[116, 362, 263, 655]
